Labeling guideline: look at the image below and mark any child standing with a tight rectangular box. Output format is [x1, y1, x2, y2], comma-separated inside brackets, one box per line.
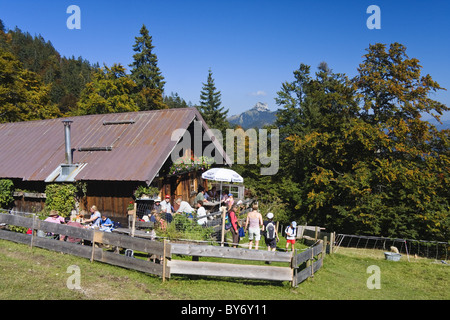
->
[285, 221, 297, 251]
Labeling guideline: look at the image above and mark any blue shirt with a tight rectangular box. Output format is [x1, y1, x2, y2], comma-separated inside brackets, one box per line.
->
[100, 217, 112, 227]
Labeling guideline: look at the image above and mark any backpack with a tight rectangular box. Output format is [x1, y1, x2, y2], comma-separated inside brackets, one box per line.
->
[224, 212, 232, 230]
[265, 221, 276, 240]
[285, 226, 296, 238]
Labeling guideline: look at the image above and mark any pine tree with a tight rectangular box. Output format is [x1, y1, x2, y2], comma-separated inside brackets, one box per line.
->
[164, 92, 191, 109]
[129, 25, 167, 110]
[129, 24, 165, 92]
[197, 69, 229, 133]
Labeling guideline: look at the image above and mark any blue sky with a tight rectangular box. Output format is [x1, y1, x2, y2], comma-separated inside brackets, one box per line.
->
[1, 0, 449, 120]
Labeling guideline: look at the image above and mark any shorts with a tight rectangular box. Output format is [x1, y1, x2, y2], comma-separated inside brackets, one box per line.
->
[248, 227, 261, 241]
[265, 238, 277, 248]
[286, 239, 296, 244]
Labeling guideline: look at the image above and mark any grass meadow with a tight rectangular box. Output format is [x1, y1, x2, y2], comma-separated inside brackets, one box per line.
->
[0, 239, 448, 301]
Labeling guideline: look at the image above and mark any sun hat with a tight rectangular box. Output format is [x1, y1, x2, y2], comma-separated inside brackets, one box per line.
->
[155, 197, 161, 202]
[266, 212, 274, 219]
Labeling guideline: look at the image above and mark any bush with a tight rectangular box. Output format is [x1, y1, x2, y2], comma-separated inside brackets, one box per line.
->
[160, 214, 215, 242]
[0, 179, 14, 209]
[44, 184, 77, 217]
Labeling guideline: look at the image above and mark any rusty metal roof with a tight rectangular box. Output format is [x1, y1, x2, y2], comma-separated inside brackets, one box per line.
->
[0, 108, 230, 184]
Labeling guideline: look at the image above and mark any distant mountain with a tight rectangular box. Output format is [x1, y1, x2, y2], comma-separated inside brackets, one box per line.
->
[227, 105, 450, 131]
[227, 102, 277, 129]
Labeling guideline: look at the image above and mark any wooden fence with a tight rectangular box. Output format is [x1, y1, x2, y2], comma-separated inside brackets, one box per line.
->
[298, 225, 335, 253]
[0, 213, 170, 280]
[0, 212, 324, 286]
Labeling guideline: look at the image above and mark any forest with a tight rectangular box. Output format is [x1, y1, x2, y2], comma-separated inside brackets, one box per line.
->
[0, 19, 448, 242]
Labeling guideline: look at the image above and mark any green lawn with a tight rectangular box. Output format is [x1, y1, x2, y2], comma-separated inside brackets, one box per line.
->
[0, 240, 448, 300]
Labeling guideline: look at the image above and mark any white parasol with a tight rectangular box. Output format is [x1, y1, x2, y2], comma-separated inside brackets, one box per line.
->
[201, 168, 244, 184]
[201, 168, 244, 247]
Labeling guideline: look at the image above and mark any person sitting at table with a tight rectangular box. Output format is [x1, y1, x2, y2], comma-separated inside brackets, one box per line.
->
[220, 190, 229, 205]
[175, 198, 195, 218]
[195, 186, 208, 204]
[152, 197, 162, 214]
[83, 205, 101, 227]
[148, 209, 157, 223]
[44, 210, 65, 224]
[204, 189, 211, 201]
[207, 187, 217, 201]
[44, 210, 65, 239]
[61, 216, 84, 244]
[99, 215, 113, 232]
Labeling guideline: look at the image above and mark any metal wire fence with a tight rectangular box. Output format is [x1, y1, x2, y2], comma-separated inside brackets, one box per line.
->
[334, 233, 449, 261]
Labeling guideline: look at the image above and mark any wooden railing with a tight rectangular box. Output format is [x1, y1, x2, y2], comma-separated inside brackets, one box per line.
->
[291, 241, 324, 286]
[0, 212, 324, 286]
[168, 242, 294, 282]
[0, 213, 170, 280]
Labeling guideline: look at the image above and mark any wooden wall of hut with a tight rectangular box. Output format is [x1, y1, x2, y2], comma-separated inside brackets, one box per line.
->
[81, 180, 140, 223]
[162, 171, 207, 206]
[13, 193, 46, 214]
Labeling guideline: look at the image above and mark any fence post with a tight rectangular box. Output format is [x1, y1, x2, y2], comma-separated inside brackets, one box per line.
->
[291, 248, 297, 288]
[91, 230, 102, 262]
[220, 208, 226, 247]
[330, 232, 334, 254]
[323, 236, 327, 258]
[308, 246, 313, 280]
[131, 202, 137, 237]
[30, 214, 36, 249]
[162, 239, 168, 282]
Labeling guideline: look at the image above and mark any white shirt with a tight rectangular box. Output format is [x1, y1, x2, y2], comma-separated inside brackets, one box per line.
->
[160, 200, 172, 214]
[176, 201, 194, 214]
[197, 206, 207, 225]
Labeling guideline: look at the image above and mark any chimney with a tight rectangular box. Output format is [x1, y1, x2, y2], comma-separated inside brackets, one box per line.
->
[62, 120, 73, 165]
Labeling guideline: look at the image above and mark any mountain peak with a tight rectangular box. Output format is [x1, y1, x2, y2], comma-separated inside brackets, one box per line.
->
[227, 102, 277, 129]
[251, 102, 270, 112]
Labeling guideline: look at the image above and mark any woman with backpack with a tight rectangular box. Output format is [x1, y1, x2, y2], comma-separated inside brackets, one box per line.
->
[228, 204, 240, 248]
[263, 212, 279, 251]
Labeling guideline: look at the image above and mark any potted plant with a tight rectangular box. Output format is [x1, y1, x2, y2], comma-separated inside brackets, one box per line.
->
[133, 185, 159, 199]
[169, 156, 214, 175]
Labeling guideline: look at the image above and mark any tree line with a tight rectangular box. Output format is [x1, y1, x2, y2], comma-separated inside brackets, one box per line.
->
[237, 43, 449, 242]
[0, 21, 229, 130]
